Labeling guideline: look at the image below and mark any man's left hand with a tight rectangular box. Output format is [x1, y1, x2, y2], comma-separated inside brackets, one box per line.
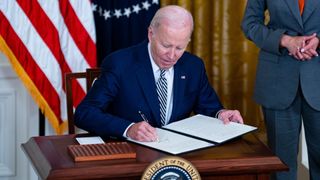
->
[218, 109, 244, 124]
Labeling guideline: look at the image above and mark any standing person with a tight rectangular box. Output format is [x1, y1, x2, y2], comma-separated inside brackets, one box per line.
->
[75, 5, 243, 142]
[241, 0, 320, 179]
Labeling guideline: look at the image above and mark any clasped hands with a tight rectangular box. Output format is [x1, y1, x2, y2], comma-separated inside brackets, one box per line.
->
[281, 33, 319, 60]
[126, 110, 244, 142]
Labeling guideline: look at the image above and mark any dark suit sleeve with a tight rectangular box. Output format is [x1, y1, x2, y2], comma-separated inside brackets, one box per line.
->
[241, 0, 286, 55]
[74, 58, 132, 138]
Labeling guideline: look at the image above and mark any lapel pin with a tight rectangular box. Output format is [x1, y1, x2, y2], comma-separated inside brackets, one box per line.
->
[181, 75, 186, 79]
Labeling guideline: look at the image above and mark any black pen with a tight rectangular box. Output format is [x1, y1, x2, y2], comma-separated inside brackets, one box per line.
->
[138, 111, 159, 142]
[138, 111, 149, 123]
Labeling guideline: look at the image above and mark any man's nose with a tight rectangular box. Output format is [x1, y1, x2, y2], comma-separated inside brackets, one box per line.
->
[168, 48, 176, 59]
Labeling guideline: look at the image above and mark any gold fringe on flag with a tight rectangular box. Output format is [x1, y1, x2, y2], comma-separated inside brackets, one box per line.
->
[0, 35, 68, 135]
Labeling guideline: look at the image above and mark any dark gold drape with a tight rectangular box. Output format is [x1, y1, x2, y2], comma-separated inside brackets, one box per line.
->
[161, 0, 265, 135]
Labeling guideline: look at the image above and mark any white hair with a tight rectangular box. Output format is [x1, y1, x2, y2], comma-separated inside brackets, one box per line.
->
[149, 5, 194, 36]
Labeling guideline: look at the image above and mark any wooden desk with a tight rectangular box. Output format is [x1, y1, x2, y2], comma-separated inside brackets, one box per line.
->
[21, 134, 287, 180]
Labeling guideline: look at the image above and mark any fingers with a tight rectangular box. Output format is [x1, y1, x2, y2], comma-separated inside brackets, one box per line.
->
[300, 33, 316, 53]
[296, 50, 312, 60]
[286, 37, 305, 58]
[127, 122, 158, 142]
[288, 34, 319, 60]
[232, 111, 244, 124]
[218, 110, 244, 124]
[295, 49, 305, 60]
[299, 49, 317, 61]
[307, 49, 319, 57]
[303, 33, 317, 41]
[301, 36, 319, 56]
[144, 124, 158, 141]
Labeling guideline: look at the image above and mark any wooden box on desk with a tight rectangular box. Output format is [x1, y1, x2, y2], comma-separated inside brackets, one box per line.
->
[68, 142, 136, 162]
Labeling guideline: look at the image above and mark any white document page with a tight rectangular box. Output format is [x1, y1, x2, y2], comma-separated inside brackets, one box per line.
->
[76, 136, 105, 145]
[163, 114, 257, 143]
[127, 128, 215, 155]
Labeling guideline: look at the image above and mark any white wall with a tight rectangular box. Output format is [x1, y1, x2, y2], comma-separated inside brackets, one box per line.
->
[298, 123, 309, 180]
[0, 53, 38, 180]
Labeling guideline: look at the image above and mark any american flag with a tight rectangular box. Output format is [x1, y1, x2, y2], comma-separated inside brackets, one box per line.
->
[92, 0, 159, 64]
[0, 0, 96, 134]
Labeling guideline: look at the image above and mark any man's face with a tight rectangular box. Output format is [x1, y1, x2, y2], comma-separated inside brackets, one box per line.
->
[148, 24, 190, 70]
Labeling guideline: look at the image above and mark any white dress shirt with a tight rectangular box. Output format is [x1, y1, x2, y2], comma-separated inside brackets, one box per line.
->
[148, 43, 174, 125]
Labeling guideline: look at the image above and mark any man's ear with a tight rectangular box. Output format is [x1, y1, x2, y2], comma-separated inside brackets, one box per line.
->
[148, 27, 154, 42]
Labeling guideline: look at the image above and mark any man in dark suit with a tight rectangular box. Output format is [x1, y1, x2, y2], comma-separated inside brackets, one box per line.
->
[242, 0, 320, 179]
[75, 5, 243, 142]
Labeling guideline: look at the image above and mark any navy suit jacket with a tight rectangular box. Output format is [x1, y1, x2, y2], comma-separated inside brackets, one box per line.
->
[75, 41, 223, 138]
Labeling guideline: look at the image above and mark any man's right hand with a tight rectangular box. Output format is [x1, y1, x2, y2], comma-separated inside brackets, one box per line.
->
[126, 121, 158, 142]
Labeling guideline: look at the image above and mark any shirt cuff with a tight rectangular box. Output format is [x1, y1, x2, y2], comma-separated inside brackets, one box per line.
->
[123, 123, 135, 138]
[215, 109, 226, 119]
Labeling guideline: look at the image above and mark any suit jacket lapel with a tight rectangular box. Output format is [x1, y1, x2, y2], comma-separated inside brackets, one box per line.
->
[169, 63, 187, 123]
[135, 44, 161, 126]
[283, 0, 304, 29]
[302, 0, 319, 23]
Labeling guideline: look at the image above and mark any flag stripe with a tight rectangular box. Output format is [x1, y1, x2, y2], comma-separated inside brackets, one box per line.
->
[17, 0, 86, 108]
[69, 0, 96, 43]
[0, 35, 67, 134]
[59, 0, 96, 68]
[1, 0, 68, 122]
[0, 0, 96, 134]
[0, 11, 63, 124]
[37, 0, 89, 91]
[17, 0, 70, 88]
[2, 0, 62, 94]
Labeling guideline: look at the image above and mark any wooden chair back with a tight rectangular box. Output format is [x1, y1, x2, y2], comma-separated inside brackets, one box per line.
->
[65, 68, 101, 134]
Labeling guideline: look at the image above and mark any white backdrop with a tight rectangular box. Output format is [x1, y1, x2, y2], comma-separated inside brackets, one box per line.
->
[0, 53, 38, 180]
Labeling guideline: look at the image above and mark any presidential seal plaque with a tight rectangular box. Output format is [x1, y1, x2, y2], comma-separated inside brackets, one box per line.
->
[142, 156, 201, 180]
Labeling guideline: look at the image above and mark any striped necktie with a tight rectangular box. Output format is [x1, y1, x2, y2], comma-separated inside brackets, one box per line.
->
[299, 0, 305, 15]
[157, 69, 168, 126]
